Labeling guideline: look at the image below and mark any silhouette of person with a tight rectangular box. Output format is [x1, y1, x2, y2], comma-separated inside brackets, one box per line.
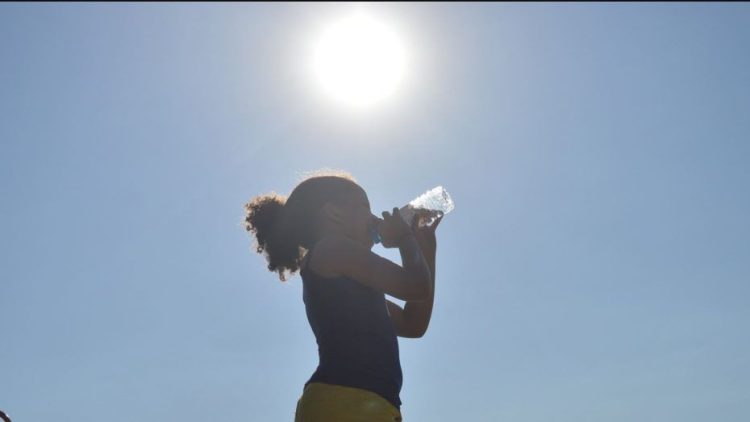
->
[244, 171, 442, 421]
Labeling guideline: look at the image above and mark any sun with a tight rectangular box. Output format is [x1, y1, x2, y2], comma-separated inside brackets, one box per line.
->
[311, 11, 407, 109]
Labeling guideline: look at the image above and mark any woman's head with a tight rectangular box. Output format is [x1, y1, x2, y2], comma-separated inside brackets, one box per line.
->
[243, 170, 379, 281]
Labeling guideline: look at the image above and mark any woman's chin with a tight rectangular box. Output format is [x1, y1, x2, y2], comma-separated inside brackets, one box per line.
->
[361, 237, 374, 250]
[345, 233, 372, 249]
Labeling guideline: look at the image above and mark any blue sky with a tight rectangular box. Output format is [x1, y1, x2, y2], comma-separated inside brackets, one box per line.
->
[1, 3, 749, 421]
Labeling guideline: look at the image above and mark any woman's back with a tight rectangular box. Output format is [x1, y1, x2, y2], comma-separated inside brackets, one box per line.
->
[300, 250, 404, 410]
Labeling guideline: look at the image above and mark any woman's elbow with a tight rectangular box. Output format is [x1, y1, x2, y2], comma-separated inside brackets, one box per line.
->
[408, 323, 429, 338]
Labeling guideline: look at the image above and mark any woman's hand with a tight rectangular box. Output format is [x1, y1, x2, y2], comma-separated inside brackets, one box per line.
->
[411, 209, 443, 255]
[378, 207, 414, 249]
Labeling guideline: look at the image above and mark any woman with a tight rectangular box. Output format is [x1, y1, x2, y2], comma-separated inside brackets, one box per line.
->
[244, 171, 442, 421]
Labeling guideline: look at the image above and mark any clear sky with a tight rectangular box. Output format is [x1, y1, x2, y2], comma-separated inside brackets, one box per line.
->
[1, 3, 749, 421]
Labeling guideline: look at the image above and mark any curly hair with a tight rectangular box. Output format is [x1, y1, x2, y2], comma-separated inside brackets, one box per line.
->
[243, 169, 359, 282]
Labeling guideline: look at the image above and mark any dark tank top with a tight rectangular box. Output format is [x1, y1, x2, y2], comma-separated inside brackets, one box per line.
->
[300, 251, 403, 409]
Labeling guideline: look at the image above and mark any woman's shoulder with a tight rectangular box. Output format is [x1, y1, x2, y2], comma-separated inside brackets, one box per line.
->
[304, 235, 353, 279]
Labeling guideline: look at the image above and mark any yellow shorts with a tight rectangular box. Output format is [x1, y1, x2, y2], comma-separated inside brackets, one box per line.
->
[294, 382, 403, 422]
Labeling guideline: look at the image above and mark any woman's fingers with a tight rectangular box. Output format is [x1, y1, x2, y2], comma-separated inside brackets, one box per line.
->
[431, 214, 444, 231]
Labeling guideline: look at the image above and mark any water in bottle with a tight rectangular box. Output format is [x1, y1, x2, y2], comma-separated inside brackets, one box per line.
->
[399, 186, 455, 228]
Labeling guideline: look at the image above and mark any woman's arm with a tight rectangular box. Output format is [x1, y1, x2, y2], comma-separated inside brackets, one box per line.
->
[387, 214, 442, 338]
[309, 208, 432, 302]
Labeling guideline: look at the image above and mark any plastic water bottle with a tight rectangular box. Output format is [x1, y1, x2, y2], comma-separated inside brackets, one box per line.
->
[399, 186, 455, 227]
[371, 186, 454, 244]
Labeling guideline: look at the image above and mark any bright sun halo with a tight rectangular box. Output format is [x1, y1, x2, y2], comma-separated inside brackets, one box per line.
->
[312, 11, 407, 109]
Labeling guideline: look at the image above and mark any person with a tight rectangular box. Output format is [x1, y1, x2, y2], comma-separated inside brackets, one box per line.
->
[243, 171, 443, 421]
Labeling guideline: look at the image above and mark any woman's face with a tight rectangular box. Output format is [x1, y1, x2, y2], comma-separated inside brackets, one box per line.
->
[338, 187, 381, 249]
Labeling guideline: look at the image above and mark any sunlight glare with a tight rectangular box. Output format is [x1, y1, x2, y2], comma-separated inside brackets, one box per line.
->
[311, 11, 407, 109]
